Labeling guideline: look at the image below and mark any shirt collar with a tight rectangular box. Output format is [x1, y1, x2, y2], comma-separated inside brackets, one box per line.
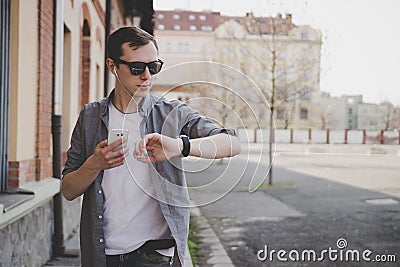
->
[100, 89, 155, 117]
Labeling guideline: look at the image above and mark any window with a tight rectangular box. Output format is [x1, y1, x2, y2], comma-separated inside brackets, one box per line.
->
[277, 108, 285, 119]
[173, 14, 180, 20]
[189, 25, 197, 31]
[173, 25, 181, 30]
[300, 108, 308, 120]
[157, 14, 164, 20]
[200, 25, 212, 31]
[157, 24, 165, 30]
[199, 15, 206, 21]
[275, 87, 287, 100]
[301, 31, 308, 40]
[189, 14, 195, 20]
[299, 89, 309, 100]
[348, 107, 353, 115]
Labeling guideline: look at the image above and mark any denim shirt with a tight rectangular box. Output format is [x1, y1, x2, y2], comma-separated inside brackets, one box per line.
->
[62, 90, 236, 267]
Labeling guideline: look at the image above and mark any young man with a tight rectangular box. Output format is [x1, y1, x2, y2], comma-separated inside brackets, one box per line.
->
[62, 26, 241, 267]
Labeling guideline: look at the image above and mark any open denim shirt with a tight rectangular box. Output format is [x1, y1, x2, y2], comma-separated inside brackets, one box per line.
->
[62, 90, 237, 267]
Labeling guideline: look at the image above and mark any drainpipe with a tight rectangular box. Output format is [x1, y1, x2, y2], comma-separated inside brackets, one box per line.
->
[52, 0, 65, 257]
[0, 0, 11, 192]
[103, 0, 111, 97]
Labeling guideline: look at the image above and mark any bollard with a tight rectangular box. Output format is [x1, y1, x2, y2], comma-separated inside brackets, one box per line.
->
[362, 129, 366, 144]
[290, 128, 294, 144]
[326, 129, 330, 144]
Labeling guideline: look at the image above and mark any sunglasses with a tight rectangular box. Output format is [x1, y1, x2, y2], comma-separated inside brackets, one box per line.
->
[114, 58, 164, 75]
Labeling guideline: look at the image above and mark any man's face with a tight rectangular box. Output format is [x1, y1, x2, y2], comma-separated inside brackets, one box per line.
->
[114, 41, 158, 98]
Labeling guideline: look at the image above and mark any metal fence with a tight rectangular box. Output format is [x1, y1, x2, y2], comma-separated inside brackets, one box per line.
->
[237, 128, 400, 145]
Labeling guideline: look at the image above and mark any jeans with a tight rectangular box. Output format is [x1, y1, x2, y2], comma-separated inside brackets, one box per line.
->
[106, 247, 173, 267]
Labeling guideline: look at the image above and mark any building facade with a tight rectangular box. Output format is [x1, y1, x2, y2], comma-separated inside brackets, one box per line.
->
[313, 92, 399, 130]
[153, 10, 322, 129]
[0, 0, 145, 265]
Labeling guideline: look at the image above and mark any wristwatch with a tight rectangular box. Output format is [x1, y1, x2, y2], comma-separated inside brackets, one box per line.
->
[179, 135, 190, 157]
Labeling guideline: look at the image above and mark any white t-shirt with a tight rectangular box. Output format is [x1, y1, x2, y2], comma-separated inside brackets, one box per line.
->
[102, 102, 173, 256]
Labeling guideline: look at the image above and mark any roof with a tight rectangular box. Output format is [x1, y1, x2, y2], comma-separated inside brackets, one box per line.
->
[155, 10, 296, 34]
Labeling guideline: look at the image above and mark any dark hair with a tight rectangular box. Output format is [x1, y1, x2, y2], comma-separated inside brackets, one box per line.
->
[107, 26, 158, 61]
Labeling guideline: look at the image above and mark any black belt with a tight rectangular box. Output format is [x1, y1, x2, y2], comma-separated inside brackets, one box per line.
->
[141, 239, 175, 252]
[107, 239, 175, 258]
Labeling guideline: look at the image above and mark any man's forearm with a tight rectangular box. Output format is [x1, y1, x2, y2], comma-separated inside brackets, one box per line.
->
[61, 156, 100, 201]
[62, 139, 127, 200]
[187, 133, 241, 158]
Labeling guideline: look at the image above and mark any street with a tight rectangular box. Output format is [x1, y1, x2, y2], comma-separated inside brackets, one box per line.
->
[186, 144, 400, 266]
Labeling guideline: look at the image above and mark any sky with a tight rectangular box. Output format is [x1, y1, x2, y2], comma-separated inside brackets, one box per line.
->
[154, 0, 400, 106]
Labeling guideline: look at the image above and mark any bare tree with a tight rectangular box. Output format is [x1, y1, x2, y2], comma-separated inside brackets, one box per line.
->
[380, 101, 394, 131]
[212, 14, 322, 185]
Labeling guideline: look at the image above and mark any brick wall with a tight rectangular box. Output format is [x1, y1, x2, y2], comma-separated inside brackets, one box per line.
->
[8, 159, 36, 188]
[80, 37, 91, 107]
[36, 0, 54, 180]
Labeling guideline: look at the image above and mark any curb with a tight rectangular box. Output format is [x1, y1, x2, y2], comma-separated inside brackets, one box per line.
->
[184, 244, 194, 267]
[191, 204, 234, 266]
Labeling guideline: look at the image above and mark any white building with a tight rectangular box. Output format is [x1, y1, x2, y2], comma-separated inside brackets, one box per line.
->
[153, 10, 322, 129]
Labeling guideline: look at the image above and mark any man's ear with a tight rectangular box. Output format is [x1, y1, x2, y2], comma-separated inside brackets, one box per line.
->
[106, 58, 116, 75]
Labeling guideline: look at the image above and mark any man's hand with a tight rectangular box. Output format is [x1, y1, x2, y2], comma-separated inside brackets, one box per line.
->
[134, 133, 182, 163]
[62, 138, 129, 201]
[87, 139, 129, 171]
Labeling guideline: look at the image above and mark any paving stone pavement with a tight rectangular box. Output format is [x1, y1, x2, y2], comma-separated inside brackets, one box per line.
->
[190, 204, 234, 267]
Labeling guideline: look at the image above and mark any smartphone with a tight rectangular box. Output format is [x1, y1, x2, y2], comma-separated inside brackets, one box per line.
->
[108, 129, 129, 151]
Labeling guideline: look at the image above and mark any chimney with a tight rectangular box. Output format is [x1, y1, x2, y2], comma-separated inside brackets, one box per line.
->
[246, 12, 254, 18]
[286, 13, 292, 22]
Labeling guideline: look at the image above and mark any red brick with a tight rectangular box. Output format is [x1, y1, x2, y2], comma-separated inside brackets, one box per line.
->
[8, 169, 19, 178]
[8, 161, 20, 168]
[8, 179, 20, 188]
[24, 174, 36, 184]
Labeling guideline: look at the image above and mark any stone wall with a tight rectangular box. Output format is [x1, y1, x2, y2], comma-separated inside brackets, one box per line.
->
[62, 196, 82, 239]
[0, 196, 81, 266]
[0, 201, 53, 267]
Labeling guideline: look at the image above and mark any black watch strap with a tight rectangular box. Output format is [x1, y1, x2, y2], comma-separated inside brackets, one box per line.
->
[180, 135, 190, 157]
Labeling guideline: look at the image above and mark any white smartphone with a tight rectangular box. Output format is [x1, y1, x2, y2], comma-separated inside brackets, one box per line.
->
[108, 129, 129, 151]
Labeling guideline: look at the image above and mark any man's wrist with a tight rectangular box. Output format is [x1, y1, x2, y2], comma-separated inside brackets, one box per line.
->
[85, 155, 102, 174]
[177, 137, 184, 157]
